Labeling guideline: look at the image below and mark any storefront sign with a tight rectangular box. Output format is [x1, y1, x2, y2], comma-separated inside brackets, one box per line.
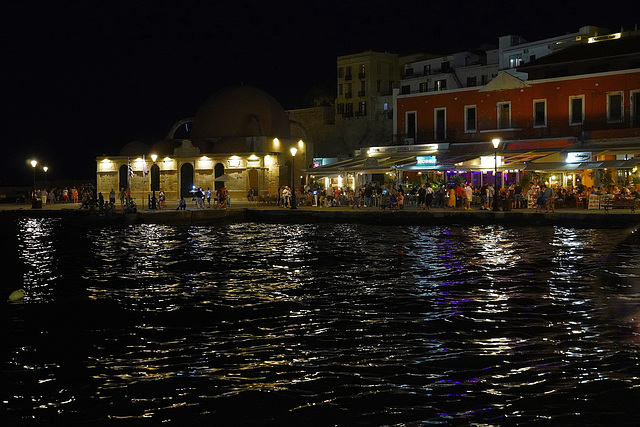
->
[566, 152, 592, 163]
[416, 156, 437, 166]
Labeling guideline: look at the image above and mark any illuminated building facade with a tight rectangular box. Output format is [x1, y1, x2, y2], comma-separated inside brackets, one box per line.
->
[394, 33, 640, 188]
[97, 85, 311, 203]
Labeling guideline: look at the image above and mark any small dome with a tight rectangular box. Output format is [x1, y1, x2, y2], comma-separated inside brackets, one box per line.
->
[119, 140, 149, 156]
[149, 139, 181, 157]
[191, 85, 291, 150]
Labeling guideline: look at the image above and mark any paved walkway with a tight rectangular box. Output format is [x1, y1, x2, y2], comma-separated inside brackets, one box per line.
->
[1, 199, 638, 215]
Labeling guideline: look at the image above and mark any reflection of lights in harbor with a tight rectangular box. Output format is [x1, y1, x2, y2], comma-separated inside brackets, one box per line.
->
[17, 218, 59, 302]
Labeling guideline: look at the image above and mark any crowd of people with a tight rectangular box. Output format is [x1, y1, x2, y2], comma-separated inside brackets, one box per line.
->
[180, 186, 230, 210]
[270, 180, 640, 212]
[31, 185, 95, 206]
[26, 180, 640, 213]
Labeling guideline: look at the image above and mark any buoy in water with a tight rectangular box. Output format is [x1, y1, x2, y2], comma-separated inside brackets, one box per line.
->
[8, 289, 26, 302]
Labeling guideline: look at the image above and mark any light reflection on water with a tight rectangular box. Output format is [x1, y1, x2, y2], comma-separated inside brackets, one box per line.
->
[3, 219, 640, 425]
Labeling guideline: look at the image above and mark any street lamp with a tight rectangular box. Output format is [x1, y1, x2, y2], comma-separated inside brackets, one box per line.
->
[30, 160, 37, 198]
[290, 146, 298, 209]
[492, 138, 501, 211]
[43, 166, 48, 188]
[150, 154, 157, 209]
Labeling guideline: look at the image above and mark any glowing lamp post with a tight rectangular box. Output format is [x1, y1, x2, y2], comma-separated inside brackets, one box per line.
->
[43, 166, 48, 188]
[150, 154, 157, 209]
[30, 160, 37, 198]
[290, 146, 297, 209]
[492, 138, 501, 211]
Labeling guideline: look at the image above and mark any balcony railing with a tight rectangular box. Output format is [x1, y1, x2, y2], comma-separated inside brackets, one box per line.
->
[358, 72, 366, 79]
[344, 74, 353, 81]
[358, 90, 365, 97]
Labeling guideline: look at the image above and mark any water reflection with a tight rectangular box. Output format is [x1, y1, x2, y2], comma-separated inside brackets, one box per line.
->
[3, 219, 640, 425]
[16, 217, 60, 303]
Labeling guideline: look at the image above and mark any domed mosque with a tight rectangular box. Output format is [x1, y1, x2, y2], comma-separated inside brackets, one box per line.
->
[97, 84, 311, 204]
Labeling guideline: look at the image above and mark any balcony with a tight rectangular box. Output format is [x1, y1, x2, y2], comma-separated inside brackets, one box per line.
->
[344, 74, 353, 81]
[358, 90, 366, 97]
[358, 72, 366, 79]
[345, 92, 353, 99]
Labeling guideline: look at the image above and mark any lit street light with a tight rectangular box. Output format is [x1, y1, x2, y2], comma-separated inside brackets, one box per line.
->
[150, 154, 157, 209]
[30, 160, 37, 196]
[43, 166, 48, 188]
[290, 146, 297, 209]
[492, 138, 501, 211]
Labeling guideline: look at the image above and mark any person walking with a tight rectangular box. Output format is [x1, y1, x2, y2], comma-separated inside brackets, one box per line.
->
[418, 185, 426, 209]
[352, 187, 362, 209]
[464, 183, 473, 210]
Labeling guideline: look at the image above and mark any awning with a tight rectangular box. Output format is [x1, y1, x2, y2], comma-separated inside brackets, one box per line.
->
[304, 155, 417, 176]
[524, 158, 640, 171]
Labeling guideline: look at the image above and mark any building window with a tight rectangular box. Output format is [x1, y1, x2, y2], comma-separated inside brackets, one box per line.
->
[423, 65, 431, 75]
[339, 83, 343, 96]
[497, 102, 511, 129]
[509, 53, 523, 68]
[359, 81, 366, 97]
[466, 76, 477, 87]
[607, 92, 623, 123]
[569, 95, 584, 125]
[533, 99, 547, 127]
[434, 79, 447, 91]
[377, 80, 382, 93]
[632, 91, 640, 127]
[345, 103, 353, 118]
[464, 106, 476, 133]
[358, 101, 367, 116]
[358, 64, 366, 79]
[406, 112, 416, 140]
[337, 103, 344, 115]
[401, 85, 410, 95]
[405, 67, 414, 77]
[434, 108, 446, 140]
[338, 67, 344, 79]
[419, 82, 428, 93]
[345, 66, 352, 80]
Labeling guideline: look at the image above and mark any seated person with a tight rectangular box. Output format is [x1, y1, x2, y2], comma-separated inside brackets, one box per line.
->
[177, 198, 187, 210]
[388, 194, 397, 209]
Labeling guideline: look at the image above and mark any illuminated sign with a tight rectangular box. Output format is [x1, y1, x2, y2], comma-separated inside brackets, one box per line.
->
[416, 156, 437, 166]
[566, 152, 592, 163]
[588, 33, 621, 43]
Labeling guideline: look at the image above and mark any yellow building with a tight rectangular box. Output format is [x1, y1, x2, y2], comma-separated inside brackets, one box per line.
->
[336, 50, 398, 122]
[97, 85, 311, 203]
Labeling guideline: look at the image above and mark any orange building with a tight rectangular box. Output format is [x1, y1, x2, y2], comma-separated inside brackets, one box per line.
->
[394, 36, 640, 189]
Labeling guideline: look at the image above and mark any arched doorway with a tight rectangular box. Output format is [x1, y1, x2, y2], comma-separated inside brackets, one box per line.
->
[119, 165, 129, 191]
[214, 163, 225, 192]
[248, 168, 258, 193]
[150, 164, 160, 192]
[180, 163, 194, 198]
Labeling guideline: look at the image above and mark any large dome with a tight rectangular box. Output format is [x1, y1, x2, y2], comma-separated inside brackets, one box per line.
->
[191, 85, 291, 144]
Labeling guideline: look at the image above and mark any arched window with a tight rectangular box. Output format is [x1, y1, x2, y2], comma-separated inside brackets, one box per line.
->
[214, 163, 225, 191]
[151, 164, 160, 192]
[119, 165, 129, 191]
[180, 163, 194, 198]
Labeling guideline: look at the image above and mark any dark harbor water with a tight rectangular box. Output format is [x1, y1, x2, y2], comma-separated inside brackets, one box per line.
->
[2, 217, 640, 426]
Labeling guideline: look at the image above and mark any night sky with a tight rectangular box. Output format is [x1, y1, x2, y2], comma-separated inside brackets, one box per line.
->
[2, 0, 638, 185]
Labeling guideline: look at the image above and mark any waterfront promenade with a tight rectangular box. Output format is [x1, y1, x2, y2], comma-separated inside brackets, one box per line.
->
[2, 199, 640, 228]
